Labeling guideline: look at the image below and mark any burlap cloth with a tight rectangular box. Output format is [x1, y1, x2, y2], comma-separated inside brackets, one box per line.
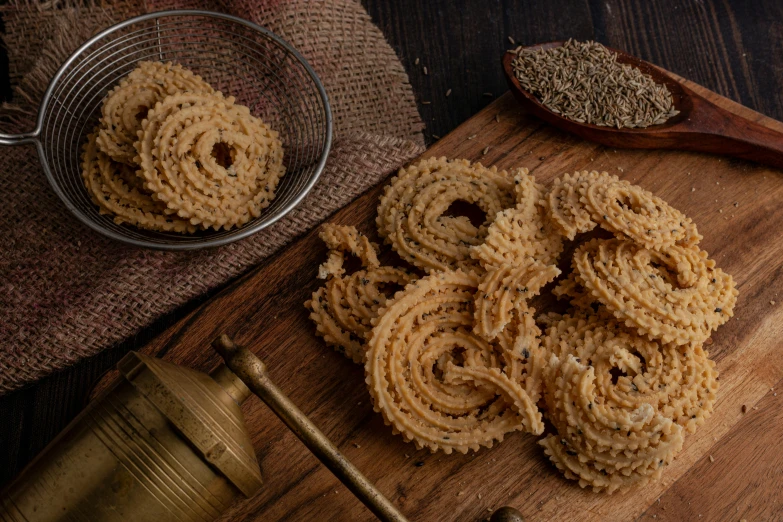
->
[0, 0, 425, 395]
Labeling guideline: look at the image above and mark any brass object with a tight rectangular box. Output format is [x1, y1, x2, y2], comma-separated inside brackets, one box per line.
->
[212, 335, 408, 522]
[489, 506, 525, 522]
[0, 349, 262, 521]
[0, 336, 524, 522]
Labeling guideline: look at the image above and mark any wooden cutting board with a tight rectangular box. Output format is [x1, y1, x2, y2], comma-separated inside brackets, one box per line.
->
[96, 75, 783, 521]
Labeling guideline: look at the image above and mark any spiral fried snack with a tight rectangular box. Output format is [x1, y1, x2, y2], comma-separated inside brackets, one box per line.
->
[376, 157, 517, 273]
[97, 61, 213, 164]
[307, 225, 415, 363]
[543, 171, 604, 240]
[317, 223, 381, 279]
[473, 261, 561, 340]
[136, 93, 285, 230]
[573, 238, 737, 345]
[471, 171, 564, 270]
[541, 313, 719, 433]
[81, 132, 195, 233]
[552, 271, 598, 311]
[581, 176, 701, 249]
[365, 270, 545, 453]
[540, 352, 685, 493]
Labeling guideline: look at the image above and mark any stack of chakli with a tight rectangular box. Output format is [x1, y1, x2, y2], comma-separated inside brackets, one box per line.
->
[308, 158, 737, 493]
[84, 61, 287, 232]
[0, 0, 425, 394]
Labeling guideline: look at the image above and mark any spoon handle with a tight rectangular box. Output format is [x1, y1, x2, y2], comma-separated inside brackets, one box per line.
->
[685, 94, 783, 169]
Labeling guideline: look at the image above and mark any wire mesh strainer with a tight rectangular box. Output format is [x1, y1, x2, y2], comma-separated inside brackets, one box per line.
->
[0, 10, 332, 250]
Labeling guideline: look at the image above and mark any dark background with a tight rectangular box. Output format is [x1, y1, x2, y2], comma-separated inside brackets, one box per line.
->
[1, 0, 782, 485]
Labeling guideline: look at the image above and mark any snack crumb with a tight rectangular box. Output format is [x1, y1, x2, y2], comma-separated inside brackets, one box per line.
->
[742, 404, 747, 413]
[709, 455, 715, 463]
[446, 89, 452, 97]
[482, 146, 490, 155]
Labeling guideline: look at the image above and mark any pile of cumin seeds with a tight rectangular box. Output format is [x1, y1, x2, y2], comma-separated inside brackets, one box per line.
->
[510, 39, 679, 129]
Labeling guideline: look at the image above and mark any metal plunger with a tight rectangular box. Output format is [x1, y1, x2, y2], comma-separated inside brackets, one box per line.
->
[213, 334, 408, 522]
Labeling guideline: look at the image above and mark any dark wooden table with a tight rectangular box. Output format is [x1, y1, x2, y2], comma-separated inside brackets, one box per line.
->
[2, 0, 782, 510]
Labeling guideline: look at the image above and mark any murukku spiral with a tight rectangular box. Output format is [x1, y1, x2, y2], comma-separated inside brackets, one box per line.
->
[316, 223, 380, 279]
[473, 261, 561, 340]
[540, 352, 685, 493]
[136, 93, 285, 230]
[541, 312, 719, 433]
[471, 171, 564, 270]
[552, 271, 598, 311]
[543, 171, 603, 240]
[581, 176, 702, 249]
[82, 132, 195, 233]
[376, 157, 517, 273]
[573, 238, 737, 345]
[97, 61, 213, 164]
[307, 225, 415, 363]
[365, 270, 545, 453]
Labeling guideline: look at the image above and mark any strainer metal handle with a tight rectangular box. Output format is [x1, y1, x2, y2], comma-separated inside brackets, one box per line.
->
[0, 130, 40, 146]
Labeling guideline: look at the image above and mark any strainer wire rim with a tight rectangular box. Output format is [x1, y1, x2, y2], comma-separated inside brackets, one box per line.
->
[34, 9, 333, 251]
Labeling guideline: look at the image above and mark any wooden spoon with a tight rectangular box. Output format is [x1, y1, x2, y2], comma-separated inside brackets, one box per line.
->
[502, 42, 783, 169]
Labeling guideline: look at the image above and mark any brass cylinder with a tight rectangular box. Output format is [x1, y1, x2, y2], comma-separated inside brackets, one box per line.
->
[0, 354, 262, 522]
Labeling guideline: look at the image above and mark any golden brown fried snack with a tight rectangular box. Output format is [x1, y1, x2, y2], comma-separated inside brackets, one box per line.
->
[317, 223, 381, 279]
[581, 176, 701, 249]
[473, 261, 560, 340]
[543, 170, 604, 240]
[97, 61, 214, 164]
[307, 225, 415, 363]
[376, 157, 516, 273]
[540, 351, 685, 494]
[541, 312, 719, 433]
[471, 171, 564, 270]
[365, 270, 545, 454]
[136, 93, 284, 230]
[81, 131, 195, 233]
[573, 238, 737, 345]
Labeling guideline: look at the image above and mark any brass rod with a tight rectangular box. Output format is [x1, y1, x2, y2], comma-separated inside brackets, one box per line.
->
[213, 335, 409, 522]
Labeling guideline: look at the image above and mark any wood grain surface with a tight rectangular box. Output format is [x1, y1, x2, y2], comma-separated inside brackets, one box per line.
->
[88, 76, 783, 521]
[2, 2, 783, 520]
